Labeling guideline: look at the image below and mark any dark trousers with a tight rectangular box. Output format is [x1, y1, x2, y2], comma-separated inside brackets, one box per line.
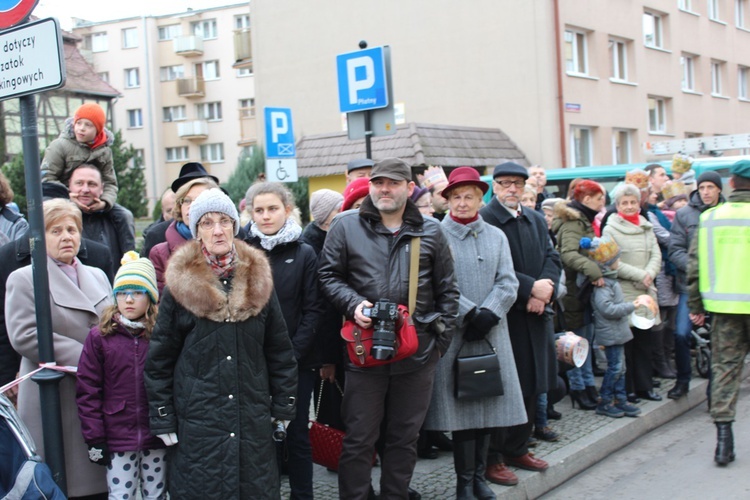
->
[487, 393, 536, 464]
[625, 327, 653, 393]
[282, 368, 316, 500]
[338, 352, 438, 500]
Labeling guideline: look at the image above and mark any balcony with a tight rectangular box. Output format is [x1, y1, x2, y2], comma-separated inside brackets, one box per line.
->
[238, 109, 257, 145]
[177, 77, 205, 98]
[174, 35, 204, 57]
[233, 28, 252, 69]
[177, 120, 208, 140]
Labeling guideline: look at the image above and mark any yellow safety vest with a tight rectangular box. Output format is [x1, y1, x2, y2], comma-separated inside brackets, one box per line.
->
[698, 202, 750, 314]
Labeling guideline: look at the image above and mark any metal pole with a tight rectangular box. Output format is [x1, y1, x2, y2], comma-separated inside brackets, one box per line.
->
[364, 110, 372, 160]
[20, 93, 67, 495]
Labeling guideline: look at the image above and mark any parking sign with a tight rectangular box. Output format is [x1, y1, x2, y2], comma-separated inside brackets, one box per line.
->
[264, 107, 296, 158]
[336, 46, 388, 113]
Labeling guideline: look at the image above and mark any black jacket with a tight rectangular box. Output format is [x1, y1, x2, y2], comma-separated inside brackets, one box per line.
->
[245, 232, 323, 370]
[81, 203, 135, 270]
[318, 196, 459, 374]
[145, 240, 297, 500]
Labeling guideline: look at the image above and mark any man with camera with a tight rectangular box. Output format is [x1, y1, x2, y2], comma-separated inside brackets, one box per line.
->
[319, 157, 459, 499]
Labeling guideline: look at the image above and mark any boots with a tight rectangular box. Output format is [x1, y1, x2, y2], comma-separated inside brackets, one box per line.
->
[570, 389, 597, 410]
[453, 433, 475, 500]
[585, 385, 600, 404]
[473, 432, 496, 500]
[715, 422, 735, 466]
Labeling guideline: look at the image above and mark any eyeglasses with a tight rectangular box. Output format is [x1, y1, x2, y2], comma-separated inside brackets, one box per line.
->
[179, 197, 195, 206]
[199, 217, 234, 230]
[116, 290, 147, 300]
[493, 180, 526, 189]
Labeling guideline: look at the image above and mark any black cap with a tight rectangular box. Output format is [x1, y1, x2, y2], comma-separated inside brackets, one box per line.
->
[171, 162, 220, 192]
[492, 162, 529, 180]
[347, 158, 375, 174]
[696, 171, 722, 190]
[42, 182, 70, 200]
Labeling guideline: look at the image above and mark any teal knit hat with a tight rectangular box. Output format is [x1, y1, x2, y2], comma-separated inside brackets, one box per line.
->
[113, 251, 159, 303]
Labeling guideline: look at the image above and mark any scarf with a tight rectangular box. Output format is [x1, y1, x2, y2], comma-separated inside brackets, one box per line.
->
[114, 313, 145, 336]
[51, 256, 79, 286]
[618, 211, 641, 226]
[201, 243, 236, 278]
[88, 129, 108, 151]
[449, 213, 479, 225]
[250, 218, 302, 251]
[175, 221, 193, 240]
[568, 199, 598, 223]
[646, 203, 671, 231]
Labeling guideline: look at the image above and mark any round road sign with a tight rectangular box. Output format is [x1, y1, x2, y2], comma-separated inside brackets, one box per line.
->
[0, 0, 38, 29]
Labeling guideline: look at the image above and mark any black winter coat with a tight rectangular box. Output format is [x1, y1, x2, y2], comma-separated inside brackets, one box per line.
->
[480, 197, 562, 397]
[144, 240, 297, 500]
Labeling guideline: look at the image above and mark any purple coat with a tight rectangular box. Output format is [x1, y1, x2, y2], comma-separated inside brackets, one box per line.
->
[76, 322, 164, 452]
[149, 221, 188, 295]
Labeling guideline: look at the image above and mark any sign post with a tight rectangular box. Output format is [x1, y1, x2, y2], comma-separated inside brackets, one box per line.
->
[264, 107, 298, 182]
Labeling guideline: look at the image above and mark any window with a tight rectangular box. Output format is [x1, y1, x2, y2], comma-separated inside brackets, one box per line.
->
[158, 24, 182, 41]
[648, 97, 668, 133]
[235, 14, 250, 29]
[564, 29, 588, 74]
[98, 71, 109, 83]
[740, 66, 749, 99]
[88, 32, 108, 52]
[192, 19, 218, 40]
[196, 60, 220, 81]
[159, 65, 185, 82]
[681, 54, 696, 90]
[166, 147, 189, 162]
[127, 109, 143, 128]
[124, 68, 140, 88]
[612, 129, 631, 164]
[163, 105, 187, 122]
[570, 126, 593, 167]
[709, 0, 721, 20]
[239, 98, 255, 117]
[643, 12, 664, 48]
[711, 60, 724, 95]
[200, 143, 225, 163]
[678, 0, 693, 11]
[236, 67, 253, 77]
[197, 101, 222, 121]
[737, 0, 748, 27]
[609, 38, 628, 80]
[129, 149, 144, 169]
[122, 28, 138, 48]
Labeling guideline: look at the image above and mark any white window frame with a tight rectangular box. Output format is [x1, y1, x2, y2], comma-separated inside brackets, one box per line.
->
[197, 101, 223, 121]
[192, 19, 218, 40]
[711, 60, 724, 95]
[737, 0, 748, 28]
[97, 71, 109, 83]
[570, 126, 593, 167]
[239, 98, 255, 117]
[122, 28, 138, 49]
[127, 109, 143, 129]
[162, 105, 187, 122]
[159, 65, 185, 82]
[709, 0, 721, 20]
[236, 67, 253, 77]
[564, 29, 588, 75]
[681, 54, 696, 91]
[643, 12, 664, 48]
[678, 0, 693, 11]
[124, 68, 140, 88]
[91, 32, 108, 52]
[648, 97, 668, 133]
[739, 66, 749, 99]
[235, 14, 250, 29]
[158, 24, 182, 41]
[200, 143, 225, 163]
[609, 38, 628, 81]
[612, 129, 632, 164]
[166, 147, 189, 162]
[197, 60, 220, 81]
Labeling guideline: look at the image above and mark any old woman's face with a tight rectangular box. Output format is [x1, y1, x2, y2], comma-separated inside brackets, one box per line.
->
[197, 212, 235, 257]
[617, 194, 641, 217]
[45, 216, 81, 265]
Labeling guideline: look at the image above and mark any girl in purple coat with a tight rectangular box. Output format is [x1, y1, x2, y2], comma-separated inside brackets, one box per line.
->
[76, 252, 166, 499]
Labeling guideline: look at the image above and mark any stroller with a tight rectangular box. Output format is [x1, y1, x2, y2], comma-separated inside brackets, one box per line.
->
[0, 393, 66, 499]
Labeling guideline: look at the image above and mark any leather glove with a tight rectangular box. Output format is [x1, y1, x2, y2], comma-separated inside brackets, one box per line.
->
[463, 326, 487, 342]
[157, 433, 179, 446]
[87, 442, 111, 466]
[469, 308, 500, 335]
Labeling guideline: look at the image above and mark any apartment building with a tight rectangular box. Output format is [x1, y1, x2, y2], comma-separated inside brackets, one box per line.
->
[72, 3, 254, 205]
[251, 0, 750, 174]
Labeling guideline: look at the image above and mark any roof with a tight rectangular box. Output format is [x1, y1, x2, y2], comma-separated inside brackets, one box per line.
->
[296, 122, 529, 178]
[61, 34, 121, 97]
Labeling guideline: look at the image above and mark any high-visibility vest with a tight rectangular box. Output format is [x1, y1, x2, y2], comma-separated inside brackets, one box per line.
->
[697, 202, 750, 314]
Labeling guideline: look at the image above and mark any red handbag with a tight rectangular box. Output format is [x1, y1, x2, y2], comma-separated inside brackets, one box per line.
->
[340, 305, 418, 367]
[309, 379, 345, 470]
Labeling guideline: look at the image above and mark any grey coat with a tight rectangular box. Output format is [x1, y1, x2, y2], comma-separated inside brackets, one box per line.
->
[423, 216, 527, 432]
[587, 274, 635, 346]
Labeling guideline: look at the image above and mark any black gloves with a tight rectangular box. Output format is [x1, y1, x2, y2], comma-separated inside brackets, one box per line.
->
[464, 308, 500, 341]
[87, 442, 111, 466]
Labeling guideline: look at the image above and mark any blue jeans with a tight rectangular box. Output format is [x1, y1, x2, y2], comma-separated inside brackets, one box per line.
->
[600, 345, 626, 405]
[675, 293, 693, 384]
[535, 393, 548, 428]
[567, 324, 595, 391]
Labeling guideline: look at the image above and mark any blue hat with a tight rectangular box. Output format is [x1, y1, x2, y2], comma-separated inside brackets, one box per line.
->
[492, 162, 528, 180]
[731, 159, 750, 179]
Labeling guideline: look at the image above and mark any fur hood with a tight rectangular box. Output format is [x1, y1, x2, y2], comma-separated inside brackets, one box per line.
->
[165, 239, 274, 323]
[552, 200, 583, 222]
[61, 117, 115, 147]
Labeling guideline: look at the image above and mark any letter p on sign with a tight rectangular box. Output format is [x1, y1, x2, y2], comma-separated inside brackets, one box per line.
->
[346, 56, 374, 105]
[270, 112, 288, 143]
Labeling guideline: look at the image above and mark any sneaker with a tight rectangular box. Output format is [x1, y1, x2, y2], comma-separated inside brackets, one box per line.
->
[596, 403, 625, 418]
[533, 426, 560, 442]
[615, 401, 642, 417]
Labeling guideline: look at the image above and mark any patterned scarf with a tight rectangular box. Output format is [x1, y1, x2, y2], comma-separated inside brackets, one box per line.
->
[201, 242, 237, 277]
[250, 218, 302, 251]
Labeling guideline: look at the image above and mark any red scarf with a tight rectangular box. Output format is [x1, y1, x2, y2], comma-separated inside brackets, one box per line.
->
[449, 213, 479, 225]
[618, 211, 641, 226]
[88, 129, 108, 150]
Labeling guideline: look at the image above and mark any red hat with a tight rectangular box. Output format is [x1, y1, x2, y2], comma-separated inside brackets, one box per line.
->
[342, 177, 370, 211]
[441, 167, 488, 199]
[74, 103, 106, 134]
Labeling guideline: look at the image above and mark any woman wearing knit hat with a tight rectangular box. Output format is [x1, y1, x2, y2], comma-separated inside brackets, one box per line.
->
[41, 102, 119, 212]
[145, 188, 297, 500]
[410, 185, 435, 216]
[76, 252, 167, 500]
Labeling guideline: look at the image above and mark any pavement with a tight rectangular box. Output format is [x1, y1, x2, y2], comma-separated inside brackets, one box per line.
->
[282, 363, 747, 499]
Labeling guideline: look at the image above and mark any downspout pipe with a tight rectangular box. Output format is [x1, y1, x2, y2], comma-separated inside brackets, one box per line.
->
[553, 0, 567, 167]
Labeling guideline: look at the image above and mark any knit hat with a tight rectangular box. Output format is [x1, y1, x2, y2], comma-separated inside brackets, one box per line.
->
[113, 251, 158, 303]
[671, 154, 694, 174]
[696, 171, 722, 190]
[625, 169, 649, 190]
[342, 177, 370, 211]
[74, 103, 106, 134]
[580, 236, 620, 266]
[310, 189, 343, 224]
[188, 188, 240, 238]
[410, 186, 430, 203]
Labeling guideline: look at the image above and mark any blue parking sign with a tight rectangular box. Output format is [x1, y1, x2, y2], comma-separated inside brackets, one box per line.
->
[336, 47, 389, 113]
[264, 107, 296, 158]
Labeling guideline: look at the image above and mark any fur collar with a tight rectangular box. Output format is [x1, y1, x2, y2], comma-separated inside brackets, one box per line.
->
[165, 240, 273, 322]
[552, 200, 584, 222]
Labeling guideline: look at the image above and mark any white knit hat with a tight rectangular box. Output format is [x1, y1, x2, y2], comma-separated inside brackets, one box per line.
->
[310, 189, 343, 225]
[189, 188, 240, 238]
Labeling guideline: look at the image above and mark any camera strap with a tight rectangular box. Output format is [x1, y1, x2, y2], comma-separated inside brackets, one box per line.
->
[409, 237, 421, 315]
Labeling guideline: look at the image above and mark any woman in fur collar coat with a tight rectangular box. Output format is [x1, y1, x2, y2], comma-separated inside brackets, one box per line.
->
[145, 188, 297, 500]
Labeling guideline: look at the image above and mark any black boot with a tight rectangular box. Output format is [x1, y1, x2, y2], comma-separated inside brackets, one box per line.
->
[585, 385, 600, 404]
[453, 432, 475, 500]
[667, 381, 689, 400]
[570, 389, 597, 410]
[473, 432, 496, 500]
[715, 422, 735, 466]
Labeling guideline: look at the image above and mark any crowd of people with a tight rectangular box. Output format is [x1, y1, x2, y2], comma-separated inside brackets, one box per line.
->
[0, 128, 749, 499]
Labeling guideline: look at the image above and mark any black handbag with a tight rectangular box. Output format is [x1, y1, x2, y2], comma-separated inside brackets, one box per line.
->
[454, 339, 504, 399]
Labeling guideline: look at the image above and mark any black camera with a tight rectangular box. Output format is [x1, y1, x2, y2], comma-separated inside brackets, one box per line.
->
[362, 299, 399, 360]
[272, 420, 287, 442]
